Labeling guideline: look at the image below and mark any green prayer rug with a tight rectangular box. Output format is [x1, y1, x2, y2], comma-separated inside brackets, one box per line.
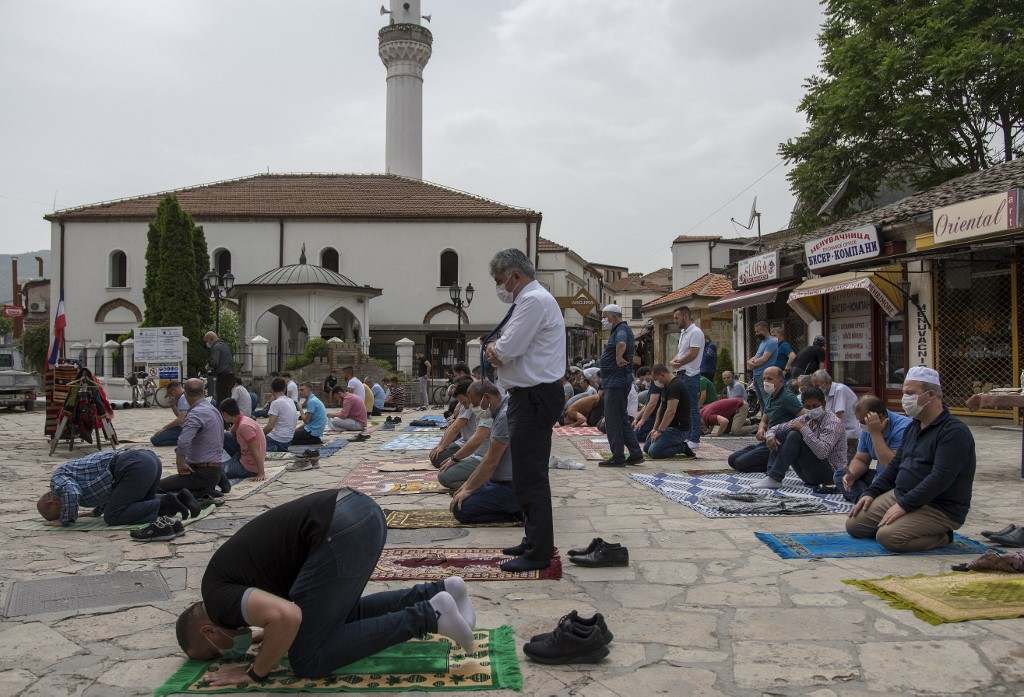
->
[845, 571, 1024, 624]
[154, 627, 522, 695]
[13, 503, 216, 532]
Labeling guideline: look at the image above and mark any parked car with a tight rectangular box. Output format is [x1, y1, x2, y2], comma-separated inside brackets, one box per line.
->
[0, 346, 38, 411]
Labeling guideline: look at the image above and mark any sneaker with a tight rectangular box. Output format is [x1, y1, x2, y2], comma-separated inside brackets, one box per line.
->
[287, 458, 318, 472]
[750, 476, 782, 489]
[176, 489, 202, 519]
[130, 516, 184, 542]
[686, 440, 700, 450]
[569, 540, 629, 568]
[523, 622, 610, 664]
[530, 611, 614, 644]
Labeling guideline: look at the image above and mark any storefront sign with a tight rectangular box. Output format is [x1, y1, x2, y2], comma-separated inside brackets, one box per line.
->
[134, 327, 183, 363]
[830, 316, 872, 361]
[804, 225, 880, 270]
[932, 189, 1021, 244]
[737, 251, 779, 286]
[2, 305, 24, 319]
[915, 302, 929, 364]
[556, 289, 597, 317]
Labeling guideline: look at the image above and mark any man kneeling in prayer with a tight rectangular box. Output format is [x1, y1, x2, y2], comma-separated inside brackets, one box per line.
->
[37, 449, 199, 526]
[846, 367, 976, 552]
[429, 378, 477, 466]
[643, 364, 695, 459]
[836, 395, 911, 502]
[435, 381, 494, 491]
[449, 381, 521, 525]
[175, 489, 475, 685]
[751, 387, 846, 489]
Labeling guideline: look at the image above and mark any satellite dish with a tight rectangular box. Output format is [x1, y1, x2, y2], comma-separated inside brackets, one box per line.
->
[747, 196, 758, 228]
[817, 173, 851, 217]
[421, 14, 431, 21]
[380, 4, 390, 15]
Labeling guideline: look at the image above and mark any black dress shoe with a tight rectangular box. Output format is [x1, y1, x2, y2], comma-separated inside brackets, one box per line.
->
[988, 528, 1024, 547]
[570, 541, 629, 567]
[530, 611, 614, 644]
[598, 458, 626, 467]
[982, 524, 1017, 539]
[176, 489, 202, 519]
[500, 555, 551, 573]
[625, 452, 645, 465]
[523, 622, 609, 664]
[502, 538, 530, 556]
[568, 538, 613, 557]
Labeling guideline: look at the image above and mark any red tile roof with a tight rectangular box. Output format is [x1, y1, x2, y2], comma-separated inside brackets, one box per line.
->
[642, 272, 734, 311]
[537, 237, 569, 252]
[45, 173, 541, 222]
[608, 274, 671, 293]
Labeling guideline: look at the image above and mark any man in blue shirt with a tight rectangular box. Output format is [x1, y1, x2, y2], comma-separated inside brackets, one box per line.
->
[292, 382, 328, 445]
[370, 380, 387, 416]
[598, 304, 643, 467]
[773, 327, 796, 373]
[745, 320, 779, 410]
[837, 395, 912, 501]
[699, 338, 717, 381]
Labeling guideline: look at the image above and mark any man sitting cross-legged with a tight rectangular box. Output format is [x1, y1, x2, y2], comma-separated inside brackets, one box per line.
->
[436, 381, 495, 491]
[846, 367, 976, 552]
[150, 381, 187, 446]
[37, 449, 199, 527]
[751, 387, 846, 489]
[728, 366, 802, 473]
[220, 398, 267, 482]
[175, 488, 476, 685]
[328, 385, 368, 432]
[160, 378, 227, 499]
[449, 381, 521, 525]
[643, 364, 695, 459]
[292, 382, 328, 446]
[429, 378, 476, 467]
[836, 395, 912, 502]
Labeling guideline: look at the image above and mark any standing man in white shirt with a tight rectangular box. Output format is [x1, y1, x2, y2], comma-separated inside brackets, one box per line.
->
[668, 305, 705, 449]
[484, 249, 566, 573]
[811, 369, 862, 458]
[341, 366, 366, 403]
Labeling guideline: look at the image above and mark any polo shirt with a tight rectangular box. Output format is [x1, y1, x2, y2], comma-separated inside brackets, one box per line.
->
[762, 386, 802, 427]
[233, 415, 267, 473]
[675, 323, 705, 376]
[303, 394, 328, 438]
[599, 321, 634, 388]
[753, 336, 778, 377]
[489, 397, 513, 482]
[857, 410, 912, 463]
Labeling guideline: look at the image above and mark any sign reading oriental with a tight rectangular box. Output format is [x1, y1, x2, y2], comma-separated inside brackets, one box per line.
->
[933, 189, 1022, 244]
[737, 251, 779, 286]
[555, 288, 597, 317]
[804, 225, 880, 271]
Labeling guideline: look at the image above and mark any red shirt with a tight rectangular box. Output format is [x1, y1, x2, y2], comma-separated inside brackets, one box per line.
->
[232, 414, 267, 473]
[700, 398, 745, 427]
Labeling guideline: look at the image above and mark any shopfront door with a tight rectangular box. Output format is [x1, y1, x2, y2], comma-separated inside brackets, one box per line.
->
[827, 290, 873, 390]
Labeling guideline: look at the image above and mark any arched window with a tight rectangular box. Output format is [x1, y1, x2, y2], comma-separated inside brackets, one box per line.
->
[109, 250, 127, 288]
[213, 248, 231, 274]
[320, 247, 339, 272]
[439, 249, 458, 287]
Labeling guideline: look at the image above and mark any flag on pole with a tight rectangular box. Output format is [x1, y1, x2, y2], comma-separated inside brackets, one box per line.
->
[47, 291, 66, 367]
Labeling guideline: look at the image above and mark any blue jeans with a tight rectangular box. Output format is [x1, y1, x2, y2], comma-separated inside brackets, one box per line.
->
[835, 466, 878, 502]
[751, 371, 766, 415]
[635, 414, 656, 443]
[643, 427, 694, 459]
[223, 455, 254, 481]
[288, 491, 442, 678]
[223, 431, 240, 458]
[728, 442, 769, 472]
[681, 373, 701, 443]
[603, 387, 641, 462]
[150, 425, 181, 447]
[766, 430, 833, 485]
[104, 450, 162, 525]
[266, 436, 292, 452]
[453, 481, 522, 524]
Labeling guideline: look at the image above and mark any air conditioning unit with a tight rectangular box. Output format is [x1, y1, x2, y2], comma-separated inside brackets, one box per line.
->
[29, 302, 47, 312]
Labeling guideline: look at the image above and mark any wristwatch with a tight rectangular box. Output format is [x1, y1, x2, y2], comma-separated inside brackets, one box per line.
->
[247, 665, 268, 683]
[451, 455, 461, 463]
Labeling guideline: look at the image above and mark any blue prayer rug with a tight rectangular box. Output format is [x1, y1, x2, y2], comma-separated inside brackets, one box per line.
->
[287, 438, 349, 458]
[403, 425, 444, 433]
[379, 433, 443, 451]
[629, 471, 854, 518]
[754, 531, 991, 559]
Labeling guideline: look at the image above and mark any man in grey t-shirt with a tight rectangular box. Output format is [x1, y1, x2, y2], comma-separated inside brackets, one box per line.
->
[450, 381, 521, 524]
[436, 381, 495, 490]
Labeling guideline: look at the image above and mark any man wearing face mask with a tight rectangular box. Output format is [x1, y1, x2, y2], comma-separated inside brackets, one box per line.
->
[598, 304, 643, 467]
[634, 364, 668, 443]
[728, 366, 802, 473]
[435, 381, 494, 491]
[668, 305, 705, 450]
[811, 369, 862, 459]
[205, 331, 234, 406]
[429, 378, 478, 467]
[483, 249, 566, 573]
[751, 386, 846, 489]
[745, 321, 778, 411]
[847, 367, 976, 552]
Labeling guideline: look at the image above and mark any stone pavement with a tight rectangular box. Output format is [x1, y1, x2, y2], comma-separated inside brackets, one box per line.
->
[1, 407, 1023, 696]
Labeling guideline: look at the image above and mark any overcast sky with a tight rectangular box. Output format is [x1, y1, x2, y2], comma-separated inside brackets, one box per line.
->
[0, 0, 824, 273]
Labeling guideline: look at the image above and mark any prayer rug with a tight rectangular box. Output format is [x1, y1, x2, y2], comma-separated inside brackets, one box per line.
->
[372, 547, 562, 581]
[957, 550, 1024, 573]
[553, 426, 602, 437]
[845, 572, 1024, 624]
[410, 415, 448, 426]
[629, 471, 853, 518]
[153, 627, 522, 695]
[384, 508, 523, 529]
[264, 451, 295, 461]
[287, 438, 349, 458]
[380, 434, 443, 451]
[12, 503, 215, 532]
[571, 438, 734, 462]
[377, 461, 437, 472]
[379, 481, 449, 495]
[404, 425, 445, 433]
[342, 462, 439, 495]
[707, 436, 758, 452]
[224, 466, 286, 500]
[756, 531, 990, 559]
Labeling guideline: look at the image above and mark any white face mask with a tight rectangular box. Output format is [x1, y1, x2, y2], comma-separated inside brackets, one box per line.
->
[902, 392, 928, 418]
[495, 276, 515, 304]
[805, 406, 824, 420]
[601, 318, 611, 330]
[763, 382, 775, 396]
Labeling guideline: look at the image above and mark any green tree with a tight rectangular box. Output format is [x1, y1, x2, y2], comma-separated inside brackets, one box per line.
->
[192, 225, 212, 333]
[142, 213, 164, 324]
[780, 0, 1024, 231]
[0, 316, 13, 338]
[20, 324, 49, 373]
[218, 306, 240, 357]
[715, 345, 734, 396]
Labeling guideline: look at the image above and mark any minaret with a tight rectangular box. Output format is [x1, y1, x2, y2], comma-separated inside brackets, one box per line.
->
[378, 0, 432, 180]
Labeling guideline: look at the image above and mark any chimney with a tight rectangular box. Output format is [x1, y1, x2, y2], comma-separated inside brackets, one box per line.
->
[11, 258, 17, 307]
[35, 256, 44, 278]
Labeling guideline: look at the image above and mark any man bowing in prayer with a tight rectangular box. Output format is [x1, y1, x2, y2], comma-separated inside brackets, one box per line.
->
[484, 248, 566, 572]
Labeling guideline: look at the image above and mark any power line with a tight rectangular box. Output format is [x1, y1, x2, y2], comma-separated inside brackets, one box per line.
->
[679, 160, 785, 236]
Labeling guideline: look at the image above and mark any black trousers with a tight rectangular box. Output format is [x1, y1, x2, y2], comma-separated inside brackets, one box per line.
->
[728, 442, 770, 472]
[105, 450, 163, 525]
[159, 464, 221, 497]
[292, 428, 324, 446]
[508, 381, 565, 561]
[214, 371, 234, 406]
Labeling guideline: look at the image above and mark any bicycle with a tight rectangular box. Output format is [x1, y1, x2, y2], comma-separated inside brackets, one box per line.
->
[127, 371, 173, 408]
[430, 381, 452, 407]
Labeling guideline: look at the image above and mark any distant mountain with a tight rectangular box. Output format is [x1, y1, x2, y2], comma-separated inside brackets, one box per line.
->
[0, 250, 51, 304]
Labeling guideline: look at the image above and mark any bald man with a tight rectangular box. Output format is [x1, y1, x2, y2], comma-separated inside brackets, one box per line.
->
[205, 331, 234, 405]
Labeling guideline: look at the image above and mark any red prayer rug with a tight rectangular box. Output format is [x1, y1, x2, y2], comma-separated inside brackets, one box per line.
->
[372, 547, 562, 581]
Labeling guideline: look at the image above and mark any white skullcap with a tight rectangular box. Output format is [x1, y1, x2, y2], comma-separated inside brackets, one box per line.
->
[583, 367, 600, 380]
[602, 304, 622, 314]
[905, 366, 941, 386]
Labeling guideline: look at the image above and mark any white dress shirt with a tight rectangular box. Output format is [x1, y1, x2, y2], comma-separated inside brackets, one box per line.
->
[674, 323, 705, 376]
[347, 377, 366, 401]
[492, 280, 566, 389]
[826, 381, 862, 440]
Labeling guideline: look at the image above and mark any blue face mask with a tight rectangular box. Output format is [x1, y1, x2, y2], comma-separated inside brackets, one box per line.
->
[210, 628, 252, 661]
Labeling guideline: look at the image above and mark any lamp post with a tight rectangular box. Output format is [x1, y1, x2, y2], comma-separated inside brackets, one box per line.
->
[448, 282, 474, 362]
[202, 270, 235, 335]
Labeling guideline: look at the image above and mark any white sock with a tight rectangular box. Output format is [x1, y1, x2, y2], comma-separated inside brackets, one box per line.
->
[444, 576, 476, 629]
[429, 591, 474, 653]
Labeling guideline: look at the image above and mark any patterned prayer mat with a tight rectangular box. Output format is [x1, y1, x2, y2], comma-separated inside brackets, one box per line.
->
[755, 531, 991, 559]
[378, 461, 437, 472]
[384, 509, 523, 529]
[287, 438, 349, 458]
[571, 438, 734, 462]
[553, 426, 602, 437]
[707, 436, 758, 452]
[380, 481, 449, 495]
[630, 471, 853, 518]
[342, 462, 439, 495]
[404, 425, 445, 433]
[380, 434, 444, 451]
[224, 466, 287, 500]
[13, 503, 216, 532]
[845, 572, 1024, 624]
[372, 547, 562, 581]
[154, 627, 522, 695]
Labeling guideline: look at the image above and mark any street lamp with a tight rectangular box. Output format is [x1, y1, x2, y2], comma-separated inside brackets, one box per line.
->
[448, 282, 474, 362]
[203, 270, 235, 335]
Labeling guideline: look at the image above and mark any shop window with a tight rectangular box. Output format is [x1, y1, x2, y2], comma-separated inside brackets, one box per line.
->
[828, 290, 872, 388]
[320, 247, 339, 272]
[109, 250, 127, 288]
[632, 298, 643, 320]
[439, 250, 458, 286]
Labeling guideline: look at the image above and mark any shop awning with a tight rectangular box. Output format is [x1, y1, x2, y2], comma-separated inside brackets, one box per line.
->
[787, 270, 904, 323]
[707, 281, 794, 313]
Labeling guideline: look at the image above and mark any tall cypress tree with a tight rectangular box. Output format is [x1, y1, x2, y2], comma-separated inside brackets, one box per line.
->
[142, 200, 169, 325]
[149, 196, 202, 372]
[191, 223, 213, 335]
